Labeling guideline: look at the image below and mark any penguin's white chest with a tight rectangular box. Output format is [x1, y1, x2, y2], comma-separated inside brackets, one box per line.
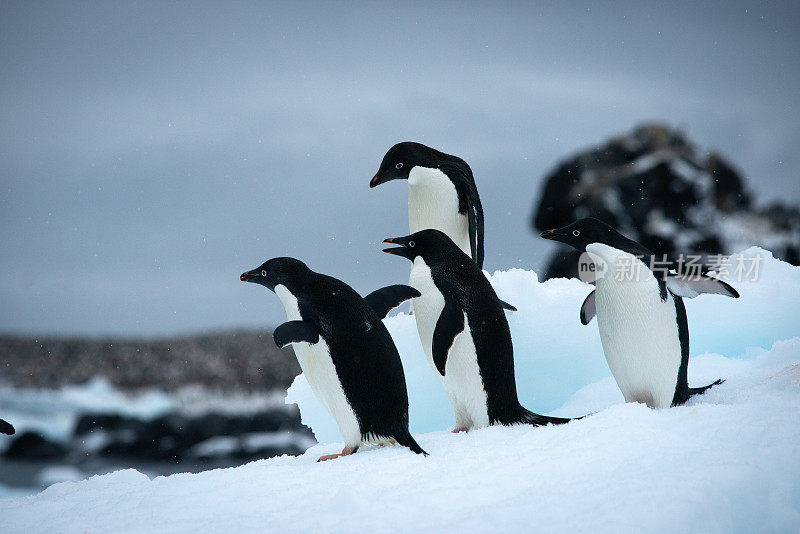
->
[408, 167, 472, 258]
[408, 258, 489, 429]
[588, 245, 682, 409]
[274, 285, 361, 446]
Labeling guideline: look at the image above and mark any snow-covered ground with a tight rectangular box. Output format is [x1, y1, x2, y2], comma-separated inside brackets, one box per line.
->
[2, 247, 799, 533]
[289, 247, 800, 440]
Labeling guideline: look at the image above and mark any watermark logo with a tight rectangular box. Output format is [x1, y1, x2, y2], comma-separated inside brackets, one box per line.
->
[576, 252, 763, 283]
[578, 251, 608, 283]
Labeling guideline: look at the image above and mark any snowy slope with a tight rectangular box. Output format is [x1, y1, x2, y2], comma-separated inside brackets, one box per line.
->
[2, 248, 799, 533]
[288, 247, 800, 441]
[2, 339, 799, 533]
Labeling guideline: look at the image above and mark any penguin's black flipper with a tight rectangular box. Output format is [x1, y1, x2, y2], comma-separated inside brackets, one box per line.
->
[364, 285, 421, 319]
[273, 320, 319, 348]
[580, 289, 596, 325]
[498, 299, 517, 312]
[432, 293, 464, 376]
[390, 425, 428, 456]
[0, 418, 15, 435]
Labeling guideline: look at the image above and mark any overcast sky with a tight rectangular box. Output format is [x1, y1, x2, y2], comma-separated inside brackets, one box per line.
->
[1, 1, 798, 336]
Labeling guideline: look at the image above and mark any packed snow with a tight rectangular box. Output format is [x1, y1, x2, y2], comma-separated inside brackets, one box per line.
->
[2, 247, 799, 533]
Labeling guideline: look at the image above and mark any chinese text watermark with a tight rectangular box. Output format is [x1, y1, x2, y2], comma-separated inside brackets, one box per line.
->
[577, 252, 762, 284]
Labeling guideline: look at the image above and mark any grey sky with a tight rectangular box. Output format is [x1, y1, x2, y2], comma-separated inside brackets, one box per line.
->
[1, 1, 798, 336]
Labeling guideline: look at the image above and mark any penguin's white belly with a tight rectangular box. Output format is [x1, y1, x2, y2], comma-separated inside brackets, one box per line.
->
[408, 167, 472, 258]
[274, 285, 361, 446]
[409, 258, 489, 428]
[594, 277, 682, 409]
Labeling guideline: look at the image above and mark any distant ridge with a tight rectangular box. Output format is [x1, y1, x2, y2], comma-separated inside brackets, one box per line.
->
[0, 330, 300, 391]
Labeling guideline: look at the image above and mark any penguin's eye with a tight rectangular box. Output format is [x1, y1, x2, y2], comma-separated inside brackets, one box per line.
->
[572, 230, 581, 237]
[395, 162, 403, 169]
[408, 240, 415, 247]
[261, 270, 267, 277]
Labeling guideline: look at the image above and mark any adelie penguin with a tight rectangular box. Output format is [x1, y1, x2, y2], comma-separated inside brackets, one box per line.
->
[541, 217, 739, 409]
[241, 258, 426, 461]
[382, 229, 575, 431]
[370, 142, 485, 268]
[371, 142, 514, 311]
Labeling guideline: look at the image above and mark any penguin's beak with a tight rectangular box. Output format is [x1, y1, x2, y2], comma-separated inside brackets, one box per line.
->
[240, 270, 258, 282]
[369, 172, 384, 188]
[381, 237, 409, 257]
[540, 227, 575, 247]
[540, 229, 559, 240]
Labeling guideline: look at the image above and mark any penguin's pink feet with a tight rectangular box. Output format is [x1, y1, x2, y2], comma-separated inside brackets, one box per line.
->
[451, 427, 469, 433]
[317, 446, 358, 462]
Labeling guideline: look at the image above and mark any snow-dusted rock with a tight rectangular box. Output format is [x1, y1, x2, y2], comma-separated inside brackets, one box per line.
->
[532, 123, 800, 279]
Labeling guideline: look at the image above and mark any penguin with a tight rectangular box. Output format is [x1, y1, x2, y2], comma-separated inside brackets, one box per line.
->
[370, 142, 485, 268]
[541, 217, 739, 408]
[0, 418, 14, 435]
[241, 258, 426, 461]
[371, 142, 515, 311]
[382, 229, 574, 431]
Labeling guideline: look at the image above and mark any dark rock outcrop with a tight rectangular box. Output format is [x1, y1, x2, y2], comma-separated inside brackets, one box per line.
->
[532, 122, 800, 279]
[4, 432, 67, 460]
[5, 407, 314, 463]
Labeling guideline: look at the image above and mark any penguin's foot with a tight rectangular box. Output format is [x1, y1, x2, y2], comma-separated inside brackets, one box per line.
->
[317, 453, 345, 462]
[451, 427, 469, 433]
[317, 446, 358, 462]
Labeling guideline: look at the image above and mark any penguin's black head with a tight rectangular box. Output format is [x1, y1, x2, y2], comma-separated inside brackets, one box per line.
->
[370, 142, 440, 188]
[382, 228, 463, 263]
[540, 217, 621, 252]
[240, 257, 311, 291]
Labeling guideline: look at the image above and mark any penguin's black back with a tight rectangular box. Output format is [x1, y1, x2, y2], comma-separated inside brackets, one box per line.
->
[291, 272, 416, 443]
[428, 254, 526, 425]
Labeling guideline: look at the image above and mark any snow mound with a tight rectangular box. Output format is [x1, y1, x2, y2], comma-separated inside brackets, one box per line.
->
[2, 337, 799, 533]
[288, 247, 800, 442]
[2, 247, 798, 532]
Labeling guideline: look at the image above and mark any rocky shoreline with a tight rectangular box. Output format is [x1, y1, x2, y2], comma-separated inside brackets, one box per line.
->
[0, 330, 313, 494]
